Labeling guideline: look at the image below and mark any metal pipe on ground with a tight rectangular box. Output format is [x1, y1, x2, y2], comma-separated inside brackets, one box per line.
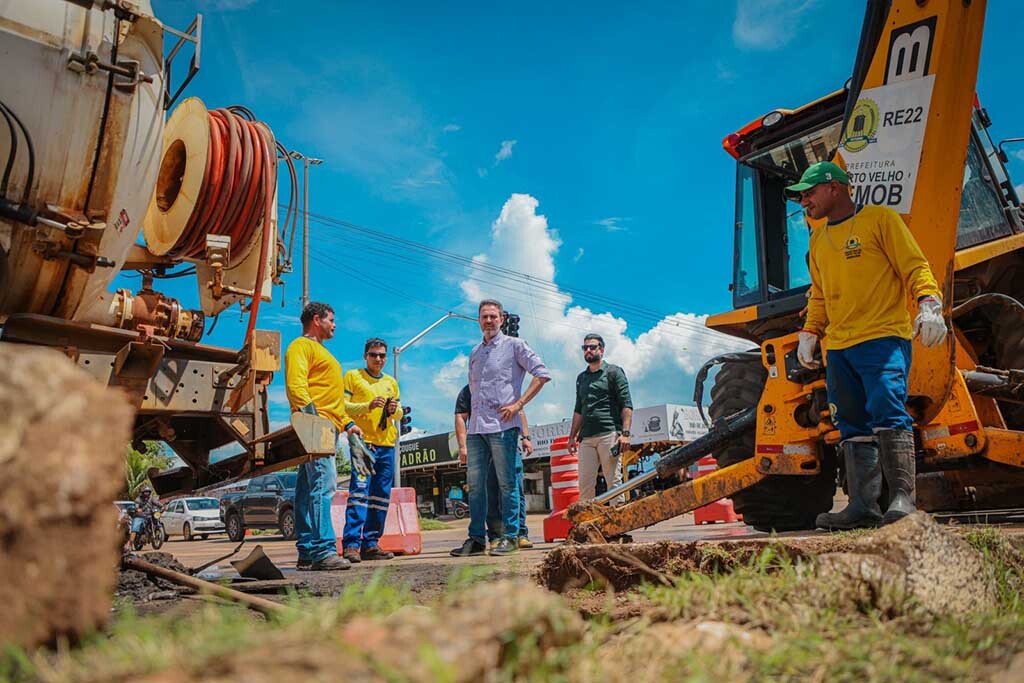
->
[123, 555, 291, 618]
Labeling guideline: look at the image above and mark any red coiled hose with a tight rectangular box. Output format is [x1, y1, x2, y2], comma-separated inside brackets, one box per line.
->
[162, 107, 276, 344]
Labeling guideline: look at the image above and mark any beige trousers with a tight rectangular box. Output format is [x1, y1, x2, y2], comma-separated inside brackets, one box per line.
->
[578, 431, 623, 503]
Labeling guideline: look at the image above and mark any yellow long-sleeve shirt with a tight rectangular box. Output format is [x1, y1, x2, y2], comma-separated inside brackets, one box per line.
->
[805, 205, 940, 350]
[344, 368, 403, 447]
[284, 337, 353, 432]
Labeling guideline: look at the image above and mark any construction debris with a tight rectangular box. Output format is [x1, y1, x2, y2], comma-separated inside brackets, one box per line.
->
[0, 346, 134, 648]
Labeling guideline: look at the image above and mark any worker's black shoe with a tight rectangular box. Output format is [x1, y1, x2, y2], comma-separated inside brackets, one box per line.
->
[296, 558, 312, 571]
[449, 538, 487, 557]
[361, 546, 394, 561]
[342, 547, 362, 563]
[816, 440, 883, 530]
[878, 429, 917, 525]
[310, 554, 352, 571]
[490, 538, 519, 555]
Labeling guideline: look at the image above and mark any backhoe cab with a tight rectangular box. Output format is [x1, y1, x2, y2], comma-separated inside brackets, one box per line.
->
[568, 0, 1024, 541]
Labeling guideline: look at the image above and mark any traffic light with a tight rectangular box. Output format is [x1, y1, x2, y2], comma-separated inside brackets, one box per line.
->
[501, 312, 520, 337]
[400, 406, 413, 436]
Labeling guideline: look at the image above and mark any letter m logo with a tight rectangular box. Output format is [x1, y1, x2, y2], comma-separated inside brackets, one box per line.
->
[885, 16, 936, 84]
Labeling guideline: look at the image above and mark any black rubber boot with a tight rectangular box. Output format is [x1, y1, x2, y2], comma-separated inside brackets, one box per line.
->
[815, 440, 882, 530]
[878, 428, 917, 525]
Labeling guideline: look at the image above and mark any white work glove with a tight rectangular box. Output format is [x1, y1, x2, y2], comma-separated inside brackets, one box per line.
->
[914, 296, 947, 348]
[797, 330, 821, 369]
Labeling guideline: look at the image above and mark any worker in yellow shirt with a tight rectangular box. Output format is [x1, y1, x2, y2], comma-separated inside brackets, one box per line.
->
[785, 161, 947, 530]
[341, 337, 405, 563]
[285, 302, 363, 572]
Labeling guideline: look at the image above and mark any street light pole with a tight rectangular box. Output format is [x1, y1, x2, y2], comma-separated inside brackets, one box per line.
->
[392, 311, 477, 488]
[290, 151, 323, 309]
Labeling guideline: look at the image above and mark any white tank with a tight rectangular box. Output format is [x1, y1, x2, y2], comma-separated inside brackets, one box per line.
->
[0, 0, 165, 322]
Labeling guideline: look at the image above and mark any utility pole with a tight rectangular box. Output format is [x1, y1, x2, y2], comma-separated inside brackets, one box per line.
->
[392, 312, 477, 488]
[289, 151, 323, 309]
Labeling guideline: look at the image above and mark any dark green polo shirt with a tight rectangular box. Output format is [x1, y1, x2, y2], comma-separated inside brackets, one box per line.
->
[574, 362, 633, 438]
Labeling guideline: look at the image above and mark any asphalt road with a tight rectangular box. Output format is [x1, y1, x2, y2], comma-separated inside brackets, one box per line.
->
[159, 511, 768, 596]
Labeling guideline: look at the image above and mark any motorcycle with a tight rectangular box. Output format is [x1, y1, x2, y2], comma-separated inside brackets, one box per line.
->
[449, 499, 468, 519]
[132, 510, 167, 550]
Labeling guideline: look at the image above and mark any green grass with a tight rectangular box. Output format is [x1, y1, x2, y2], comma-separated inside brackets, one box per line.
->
[7, 528, 1023, 683]
[418, 516, 452, 531]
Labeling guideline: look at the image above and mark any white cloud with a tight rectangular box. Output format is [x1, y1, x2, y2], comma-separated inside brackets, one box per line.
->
[495, 140, 517, 163]
[443, 123, 462, 133]
[477, 167, 489, 178]
[573, 247, 584, 263]
[595, 216, 629, 232]
[433, 353, 469, 399]
[267, 384, 289, 408]
[448, 194, 748, 425]
[733, 0, 818, 51]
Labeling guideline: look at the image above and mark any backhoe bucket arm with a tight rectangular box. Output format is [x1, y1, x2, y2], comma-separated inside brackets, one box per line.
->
[568, 458, 766, 542]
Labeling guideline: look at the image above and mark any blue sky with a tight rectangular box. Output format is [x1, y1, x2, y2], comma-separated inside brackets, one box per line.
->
[146, 0, 1024, 436]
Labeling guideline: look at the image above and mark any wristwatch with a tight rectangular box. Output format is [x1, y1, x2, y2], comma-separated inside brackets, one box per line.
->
[621, 431, 631, 437]
[521, 435, 531, 442]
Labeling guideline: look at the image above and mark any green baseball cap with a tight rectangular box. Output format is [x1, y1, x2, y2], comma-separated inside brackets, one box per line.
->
[784, 161, 850, 199]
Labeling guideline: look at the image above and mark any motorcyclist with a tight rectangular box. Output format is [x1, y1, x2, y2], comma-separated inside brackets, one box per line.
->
[125, 486, 162, 551]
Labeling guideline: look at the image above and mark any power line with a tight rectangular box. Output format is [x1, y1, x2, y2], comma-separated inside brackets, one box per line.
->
[303, 214, 731, 345]
[307, 231, 737, 349]
[294, 206, 729, 338]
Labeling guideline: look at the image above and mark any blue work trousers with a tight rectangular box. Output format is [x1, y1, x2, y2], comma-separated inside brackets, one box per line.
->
[826, 336, 914, 440]
[467, 428, 520, 543]
[295, 455, 338, 563]
[486, 457, 528, 541]
[342, 444, 394, 550]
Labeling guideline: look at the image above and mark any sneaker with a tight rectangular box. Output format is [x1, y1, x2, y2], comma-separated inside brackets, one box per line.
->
[489, 539, 499, 551]
[361, 546, 395, 561]
[517, 536, 534, 549]
[450, 538, 488, 557]
[342, 547, 362, 563]
[490, 538, 519, 555]
[296, 558, 312, 571]
[310, 554, 352, 571]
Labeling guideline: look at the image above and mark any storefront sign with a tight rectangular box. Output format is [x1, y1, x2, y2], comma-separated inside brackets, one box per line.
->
[631, 404, 708, 445]
[527, 420, 572, 461]
[399, 432, 458, 471]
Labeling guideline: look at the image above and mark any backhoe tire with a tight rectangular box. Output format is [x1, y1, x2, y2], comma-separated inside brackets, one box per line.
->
[709, 360, 837, 532]
[992, 305, 1024, 430]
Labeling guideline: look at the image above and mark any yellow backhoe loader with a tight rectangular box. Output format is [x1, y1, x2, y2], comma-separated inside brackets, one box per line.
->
[570, 0, 1024, 539]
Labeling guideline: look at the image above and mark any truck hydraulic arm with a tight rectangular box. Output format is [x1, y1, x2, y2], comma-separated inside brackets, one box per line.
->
[567, 407, 758, 542]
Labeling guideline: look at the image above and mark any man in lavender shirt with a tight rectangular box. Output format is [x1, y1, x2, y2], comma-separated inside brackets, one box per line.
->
[450, 299, 550, 557]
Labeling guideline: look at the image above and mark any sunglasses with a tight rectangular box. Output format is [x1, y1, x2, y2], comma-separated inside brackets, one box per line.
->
[366, 352, 387, 359]
[581, 344, 602, 351]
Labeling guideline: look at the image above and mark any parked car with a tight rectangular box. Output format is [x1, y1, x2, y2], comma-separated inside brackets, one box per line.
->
[162, 497, 226, 541]
[219, 472, 298, 542]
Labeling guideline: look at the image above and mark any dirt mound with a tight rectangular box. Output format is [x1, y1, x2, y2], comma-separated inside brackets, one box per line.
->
[117, 552, 191, 603]
[811, 511, 998, 618]
[0, 345, 134, 648]
[120, 580, 583, 683]
[537, 536, 862, 592]
[574, 620, 772, 682]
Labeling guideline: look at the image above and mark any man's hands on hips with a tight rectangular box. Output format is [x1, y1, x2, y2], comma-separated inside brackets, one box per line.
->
[797, 330, 822, 369]
[498, 400, 523, 422]
[914, 296, 947, 348]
